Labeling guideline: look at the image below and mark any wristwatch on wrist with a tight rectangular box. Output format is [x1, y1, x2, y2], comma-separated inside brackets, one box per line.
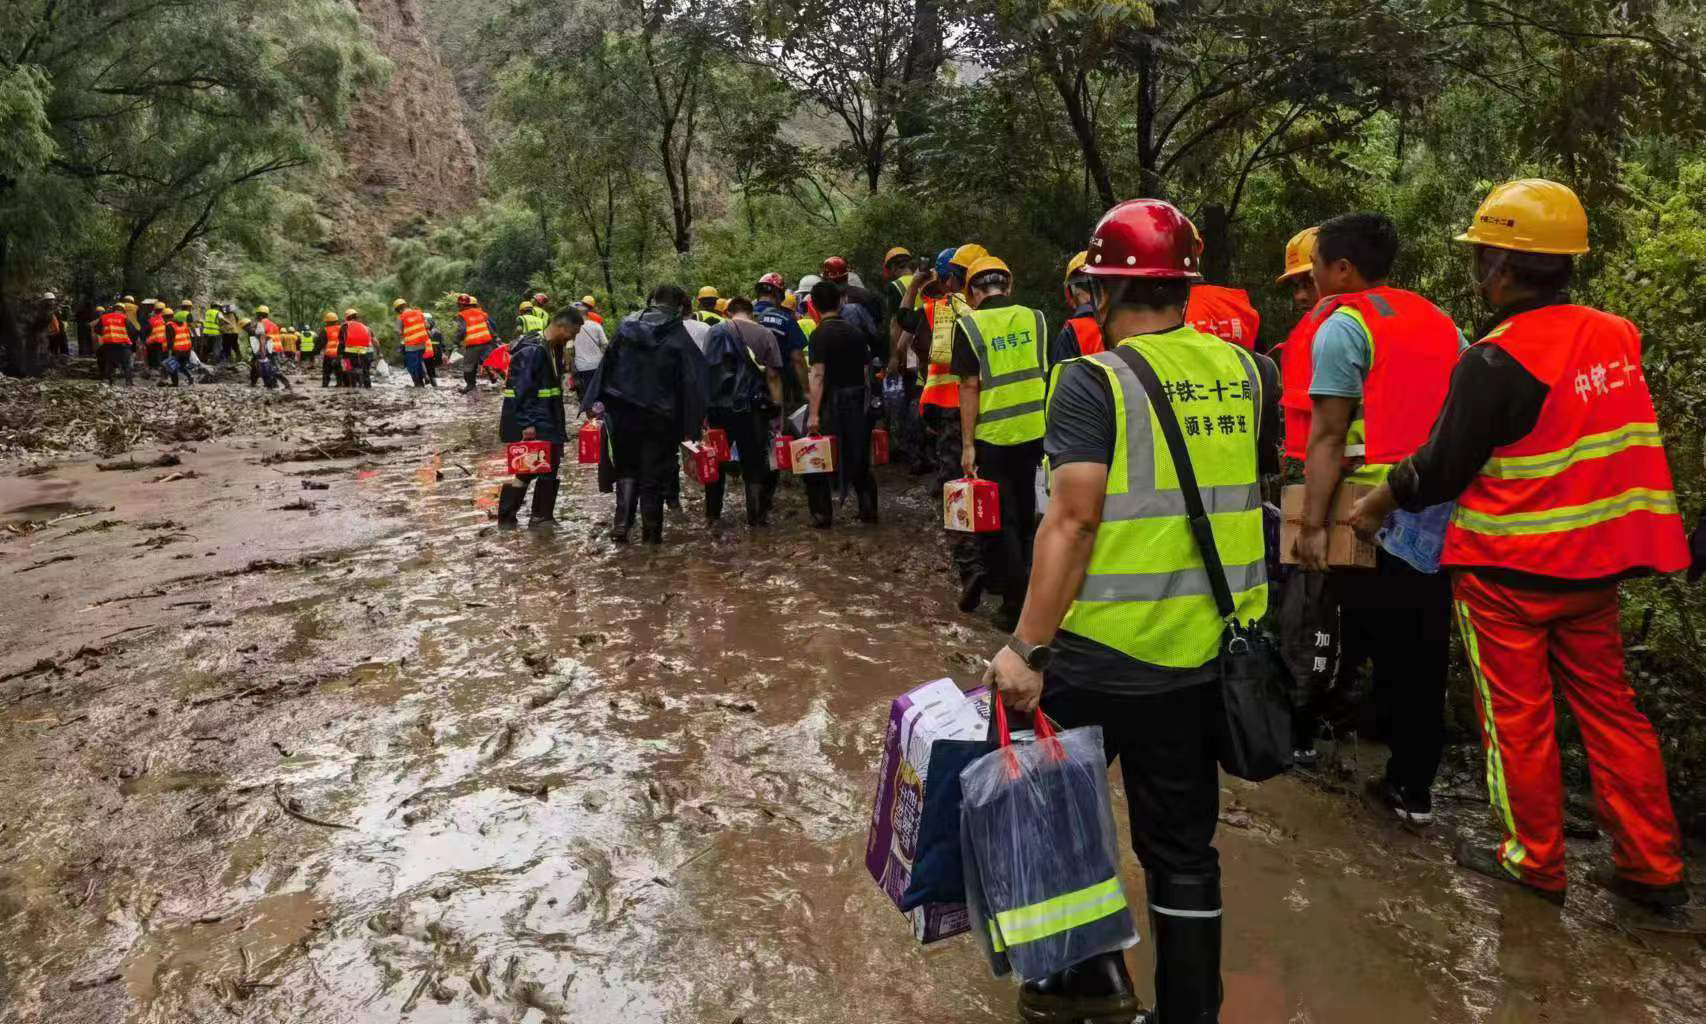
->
[1006, 636, 1054, 672]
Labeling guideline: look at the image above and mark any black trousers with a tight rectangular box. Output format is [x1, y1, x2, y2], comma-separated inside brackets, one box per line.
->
[1042, 678, 1224, 1021]
[1329, 549, 1453, 799]
[350, 352, 372, 387]
[99, 345, 134, 383]
[926, 407, 981, 588]
[804, 385, 877, 527]
[610, 410, 679, 533]
[705, 406, 776, 524]
[321, 357, 341, 387]
[502, 442, 563, 522]
[973, 438, 1042, 607]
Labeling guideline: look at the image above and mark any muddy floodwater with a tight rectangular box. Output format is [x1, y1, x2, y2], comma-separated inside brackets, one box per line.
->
[1, 386, 1702, 1023]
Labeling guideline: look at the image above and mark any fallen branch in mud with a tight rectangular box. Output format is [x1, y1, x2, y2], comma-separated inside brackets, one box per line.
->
[0, 658, 61, 685]
[18, 554, 75, 573]
[68, 972, 122, 992]
[272, 782, 356, 831]
[95, 453, 180, 472]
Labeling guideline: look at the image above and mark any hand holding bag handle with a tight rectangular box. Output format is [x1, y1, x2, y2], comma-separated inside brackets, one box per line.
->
[1107, 343, 1293, 780]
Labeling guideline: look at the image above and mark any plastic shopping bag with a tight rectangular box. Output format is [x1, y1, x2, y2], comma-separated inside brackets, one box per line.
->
[960, 701, 1137, 981]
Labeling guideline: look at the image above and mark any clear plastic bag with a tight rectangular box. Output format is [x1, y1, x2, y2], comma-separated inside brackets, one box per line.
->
[959, 702, 1137, 981]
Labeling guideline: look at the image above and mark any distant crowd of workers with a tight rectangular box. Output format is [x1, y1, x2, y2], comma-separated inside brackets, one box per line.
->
[491, 179, 1699, 1024]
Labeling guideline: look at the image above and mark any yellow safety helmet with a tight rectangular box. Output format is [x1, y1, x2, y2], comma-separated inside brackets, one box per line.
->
[883, 246, 913, 265]
[581, 295, 598, 309]
[179, 299, 194, 309]
[121, 294, 135, 304]
[343, 308, 361, 320]
[1064, 250, 1090, 281]
[715, 298, 730, 315]
[949, 243, 989, 274]
[239, 318, 252, 329]
[782, 291, 798, 311]
[965, 255, 1012, 286]
[697, 285, 720, 301]
[1455, 178, 1589, 255]
[255, 305, 270, 316]
[323, 310, 339, 324]
[391, 298, 408, 311]
[519, 300, 535, 314]
[1276, 226, 1319, 284]
[141, 298, 157, 309]
[153, 300, 167, 311]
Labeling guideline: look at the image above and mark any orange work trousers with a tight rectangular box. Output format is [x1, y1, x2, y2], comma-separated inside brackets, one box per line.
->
[1452, 572, 1683, 892]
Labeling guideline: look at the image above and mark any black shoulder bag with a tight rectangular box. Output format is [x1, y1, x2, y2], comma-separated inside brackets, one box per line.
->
[1109, 345, 1293, 781]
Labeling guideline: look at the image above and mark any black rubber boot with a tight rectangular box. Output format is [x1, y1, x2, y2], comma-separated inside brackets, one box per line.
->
[744, 478, 769, 527]
[805, 477, 833, 528]
[1589, 865, 1689, 910]
[529, 476, 559, 524]
[1148, 872, 1223, 1024]
[640, 494, 665, 544]
[1017, 951, 1141, 1024]
[496, 484, 525, 527]
[705, 477, 725, 523]
[611, 480, 638, 543]
[856, 477, 879, 523]
[1455, 840, 1565, 905]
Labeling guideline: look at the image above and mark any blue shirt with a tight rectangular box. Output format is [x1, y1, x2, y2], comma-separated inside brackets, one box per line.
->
[1309, 309, 1468, 397]
[754, 301, 808, 361]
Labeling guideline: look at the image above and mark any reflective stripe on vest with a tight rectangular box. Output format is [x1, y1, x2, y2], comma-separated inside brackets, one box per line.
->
[341, 322, 372, 353]
[99, 312, 131, 345]
[1441, 304, 1689, 579]
[502, 345, 561, 398]
[202, 309, 221, 334]
[1056, 326, 1267, 669]
[1067, 315, 1103, 357]
[460, 308, 493, 346]
[918, 297, 960, 410]
[399, 309, 429, 351]
[147, 316, 166, 347]
[263, 319, 280, 340]
[958, 304, 1048, 445]
[987, 875, 1127, 952]
[323, 325, 342, 356]
[169, 322, 193, 352]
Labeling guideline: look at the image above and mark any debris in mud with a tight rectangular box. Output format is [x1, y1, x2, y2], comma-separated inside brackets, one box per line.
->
[271, 498, 317, 511]
[272, 782, 355, 831]
[259, 437, 381, 465]
[507, 781, 550, 799]
[95, 453, 180, 472]
[18, 553, 75, 573]
[151, 470, 199, 483]
[0, 657, 61, 684]
[300, 479, 330, 491]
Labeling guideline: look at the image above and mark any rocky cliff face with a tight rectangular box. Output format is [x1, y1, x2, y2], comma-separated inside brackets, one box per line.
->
[333, 0, 482, 266]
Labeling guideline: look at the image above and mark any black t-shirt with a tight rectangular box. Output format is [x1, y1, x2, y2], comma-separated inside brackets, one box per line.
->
[1043, 328, 1280, 695]
[808, 315, 870, 390]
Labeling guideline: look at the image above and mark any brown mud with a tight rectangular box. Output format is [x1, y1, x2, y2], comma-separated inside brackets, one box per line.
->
[1, 381, 1702, 1023]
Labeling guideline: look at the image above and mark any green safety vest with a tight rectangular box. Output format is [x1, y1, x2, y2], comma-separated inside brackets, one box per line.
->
[519, 311, 548, 334]
[957, 303, 1049, 445]
[299, 331, 315, 352]
[695, 310, 726, 326]
[202, 308, 221, 334]
[1055, 326, 1267, 669]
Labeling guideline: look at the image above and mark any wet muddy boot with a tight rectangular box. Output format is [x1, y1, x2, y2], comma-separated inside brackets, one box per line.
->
[1148, 873, 1223, 1024]
[611, 480, 638, 543]
[1455, 840, 1564, 905]
[805, 478, 833, 528]
[743, 478, 768, 526]
[705, 478, 725, 523]
[640, 494, 665, 544]
[496, 484, 526, 527]
[1017, 952, 1140, 1024]
[529, 476, 560, 525]
[856, 478, 879, 523]
[1588, 864, 1688, 911]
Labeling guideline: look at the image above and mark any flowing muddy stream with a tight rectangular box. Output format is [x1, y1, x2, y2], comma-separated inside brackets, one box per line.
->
[0, 386, 1701, 1023]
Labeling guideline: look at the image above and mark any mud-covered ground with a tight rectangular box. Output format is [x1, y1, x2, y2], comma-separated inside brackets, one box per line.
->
[1, 377, 1702, 1024]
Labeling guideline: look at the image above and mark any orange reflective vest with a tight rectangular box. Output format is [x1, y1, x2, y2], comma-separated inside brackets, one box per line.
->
[1442, 305, 1688, 580]
[1281, 287, 1457, 466]
[399, 308, 429, 352]
[323, 325, 342, 357]
[261, 318, 281, 343]
[918, 296, 960, 411]
[146, 315, 167, 348]
[1279, 301, 1334, 462]
[1066, 315, 1104, 357]
[459, 308, 494, 346]
[586, 311, 603, 327]
[1186, 284, 1260, 351]
[341, 321, 373, 353]
[168, 321, 193, 353]
[98, 311, 131, 346]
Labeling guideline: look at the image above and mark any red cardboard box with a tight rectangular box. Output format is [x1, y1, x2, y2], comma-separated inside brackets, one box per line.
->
[704, 427, 732, 463]
[944, 477, 1001, 533]
[681, 441, 720, 487]
[790, 434, 839, 475]
[771, 434, 794, 472]
[870, 427, 890, 466]
[506, 440, 555, 476]
[577, 421, 602, 465]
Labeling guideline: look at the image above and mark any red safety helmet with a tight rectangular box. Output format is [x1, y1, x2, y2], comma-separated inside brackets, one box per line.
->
[456, 293, 476, 307]
[757, 272, 785, 291]
[532, 292, 548, 306]
[820, 256, 849, 282]
[1082, 199, 1202, 280]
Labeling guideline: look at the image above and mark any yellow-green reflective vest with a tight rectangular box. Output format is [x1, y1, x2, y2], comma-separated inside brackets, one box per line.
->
[202, 308, 221, 335]
[518, 311, 547, 334]
[957, 303, 1049, 445]
[1055, 327, 1267, 669]
[695, 310, 726, 326]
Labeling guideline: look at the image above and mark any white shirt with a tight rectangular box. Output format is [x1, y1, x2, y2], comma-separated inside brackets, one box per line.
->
[681, 317, 711, 355]
[572, 319, 610, 372]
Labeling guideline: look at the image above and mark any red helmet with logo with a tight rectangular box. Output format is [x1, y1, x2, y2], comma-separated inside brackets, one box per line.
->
[820, 256, 849, 282]
[1082, 199, 1202, 280]
[757, 272, 785, 292]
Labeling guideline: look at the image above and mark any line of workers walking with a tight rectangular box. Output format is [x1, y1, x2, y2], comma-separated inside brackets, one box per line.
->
[492, 179, 1697, 1024]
